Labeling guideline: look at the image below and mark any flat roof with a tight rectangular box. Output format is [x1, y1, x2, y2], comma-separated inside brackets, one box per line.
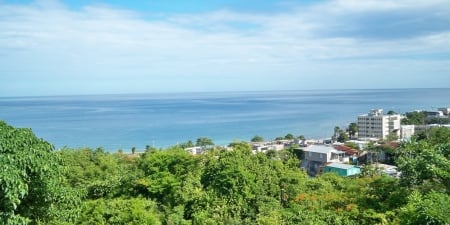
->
[304, 145, 345, 154]
[326, 162, 356, 170]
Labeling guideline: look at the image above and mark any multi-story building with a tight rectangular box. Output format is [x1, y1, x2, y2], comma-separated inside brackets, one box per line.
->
[357, 109, 401, 140]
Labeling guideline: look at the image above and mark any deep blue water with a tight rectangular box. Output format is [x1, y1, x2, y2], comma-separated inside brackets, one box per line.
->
[1, 89, 449, 151]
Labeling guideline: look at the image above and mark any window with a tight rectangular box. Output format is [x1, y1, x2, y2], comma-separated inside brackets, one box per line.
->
[308, 152, 312, 157]
[320, 153, 323, 159]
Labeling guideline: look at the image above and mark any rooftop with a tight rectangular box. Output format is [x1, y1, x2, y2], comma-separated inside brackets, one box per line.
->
[326, 162, 357, 170]
[304, 145, 342, 154]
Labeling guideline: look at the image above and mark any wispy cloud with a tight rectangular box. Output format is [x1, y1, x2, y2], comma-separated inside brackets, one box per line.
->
[1, 0, 449, 96]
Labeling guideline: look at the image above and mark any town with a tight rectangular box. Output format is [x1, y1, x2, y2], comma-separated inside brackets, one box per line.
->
[185, 107, 450, 177]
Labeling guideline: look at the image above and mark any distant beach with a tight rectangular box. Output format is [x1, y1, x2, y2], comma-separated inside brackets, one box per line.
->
[1, 88, 449, 151]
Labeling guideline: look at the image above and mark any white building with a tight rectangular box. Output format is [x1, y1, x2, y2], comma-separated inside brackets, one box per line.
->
[400, 125, 415, 140]
[357, 109, 401, 140]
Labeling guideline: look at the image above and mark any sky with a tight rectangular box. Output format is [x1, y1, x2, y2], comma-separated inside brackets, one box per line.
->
[1, 0, 450, 97]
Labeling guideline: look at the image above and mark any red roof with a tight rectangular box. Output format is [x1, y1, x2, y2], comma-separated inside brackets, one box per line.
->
[333, 145, 359, 156]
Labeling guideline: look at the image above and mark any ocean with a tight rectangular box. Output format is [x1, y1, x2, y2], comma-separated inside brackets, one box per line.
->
[1, 88, 449, 151]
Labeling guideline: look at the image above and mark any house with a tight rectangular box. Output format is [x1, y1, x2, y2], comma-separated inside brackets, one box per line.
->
[302, 145, 348, 176]
[324, 163, 361, 177]
[252, 142, 285, 153]
[185, 146, 204, 155]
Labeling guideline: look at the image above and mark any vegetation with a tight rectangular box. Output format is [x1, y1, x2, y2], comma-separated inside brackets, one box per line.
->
[251, 135, 264, 142]
[347, 122, 358, 139]
[401, 111, 427, 125]
[1, 120, 449, 224]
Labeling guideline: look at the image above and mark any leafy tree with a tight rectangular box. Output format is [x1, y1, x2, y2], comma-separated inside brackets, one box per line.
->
[196, 137, 214, 147]
[137, 147, 201, 208]
[251, 135, 264, 142]
[179, 140, 195, 149]
[401, 111, 427, 125]
[337, 130, 349, 143]
[131, 146, 136, 154]
[385, 132, 399, 142]
[427, 126, 450, 145]
[347, 122, 358, 139]
[0, 121, 80, 224]
[399, 191, 450, 225]
[78, 197, 162, 224]
[333, 126, 341, 141]
[396, 140, 450, 193]
[285, 133, 295, 140]
[386, 110, 397, 115]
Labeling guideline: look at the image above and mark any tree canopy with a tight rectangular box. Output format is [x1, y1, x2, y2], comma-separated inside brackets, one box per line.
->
[0, 121, 79, 224]
[1, 121, 449, 224]
[251, 135, 264, 142]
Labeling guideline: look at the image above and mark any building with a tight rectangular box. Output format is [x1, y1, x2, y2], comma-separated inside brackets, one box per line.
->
[438, 107, 450, 116]
[324, 163, 361, 177]
[357, 109, 401, 140]
[302, 145, 348, 176]
[251, 142, 285, 153]
[426, 111, 445, 118]
[185, 147, 204, 155]
[400, 125, 415, 140]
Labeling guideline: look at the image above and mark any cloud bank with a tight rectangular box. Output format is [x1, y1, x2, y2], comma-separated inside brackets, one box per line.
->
[1, 0, 449, 96]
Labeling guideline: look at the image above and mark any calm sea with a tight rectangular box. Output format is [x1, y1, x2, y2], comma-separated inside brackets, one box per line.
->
[1, 89, 449, 151]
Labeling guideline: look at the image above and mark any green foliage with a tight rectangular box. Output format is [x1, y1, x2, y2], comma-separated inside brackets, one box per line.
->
[399, 191, 450, 225]
[385, 132, 399, 141]
[427, 126, 450, 145]
[285, 133, 295, 140]
[196, 137, 214, 147]
[396, 140, 450, 193]
[250, 135, 264, 142]
[78, 197, 162, 224]
[344, 141, 359, 150]
[137, 147, 201, 208]
[401, 111, 427, 125]
[0, 121, 80, 224]
[387, 110, 397, 115]
[3, 120, 450, 224]
[58, 147, 139, 199]
[179, 140, 194, 149]
[347, 122, 358, 139]
[337, 130, 349, 143]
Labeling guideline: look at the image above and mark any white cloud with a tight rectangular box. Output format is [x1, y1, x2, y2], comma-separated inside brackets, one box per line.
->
[0, 0, 449, 96]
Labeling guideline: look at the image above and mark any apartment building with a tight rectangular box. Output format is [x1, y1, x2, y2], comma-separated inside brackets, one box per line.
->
[357, 109, 401, 140]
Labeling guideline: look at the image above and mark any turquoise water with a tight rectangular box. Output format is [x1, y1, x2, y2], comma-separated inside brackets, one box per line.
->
[1, 89, 449, 151]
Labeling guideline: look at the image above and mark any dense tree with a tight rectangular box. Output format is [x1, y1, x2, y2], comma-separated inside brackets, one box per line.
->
[399, 191, 450, 225]
[337, 130, 349, 143]
[385, 132, 399, 142]
[0, 121, 80, 224]
[386, 110, 397, 115]
[196, 137, 214, 147]
[333, 126, 341, 141]
[78, 197, 162, 224]
[427, 126, 450, 145]
[284, 133, 295, 140]
[3, 120, 449, 224]
[179, 140, 195, 149]
[396, 140, 450, 193]
[251, 135, 264, 142]
[401, 111, 427, 125]
[347, 122, 358, 139]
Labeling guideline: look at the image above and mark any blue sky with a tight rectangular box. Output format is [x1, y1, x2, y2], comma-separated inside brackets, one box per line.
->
[1, 0, 450, 96]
